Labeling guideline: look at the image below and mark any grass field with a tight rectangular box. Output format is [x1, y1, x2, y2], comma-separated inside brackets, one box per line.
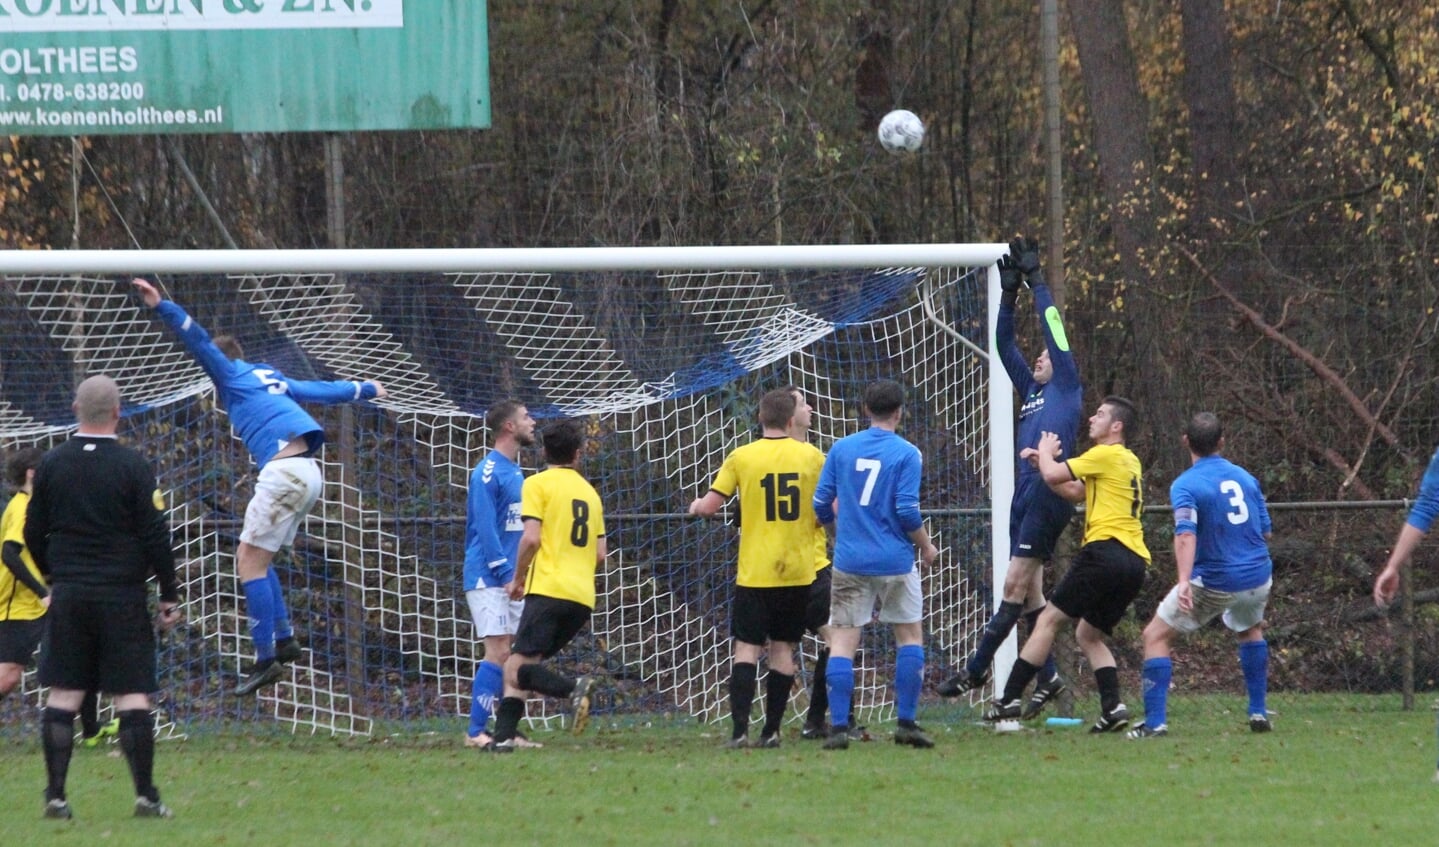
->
[2, 693, 1433, 846]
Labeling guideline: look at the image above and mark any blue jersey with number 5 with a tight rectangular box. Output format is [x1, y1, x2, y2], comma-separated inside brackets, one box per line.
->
[813, 427, 924, 576]
[1169, 455, 1272, 592]
[155, 301, 377, 466]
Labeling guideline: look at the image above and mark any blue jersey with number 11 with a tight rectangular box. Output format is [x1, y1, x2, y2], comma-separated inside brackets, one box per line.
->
[1169, 455, 1272, 592]
[813, 427, 924, 576]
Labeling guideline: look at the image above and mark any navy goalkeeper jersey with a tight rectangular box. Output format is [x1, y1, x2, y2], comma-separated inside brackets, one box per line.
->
[996, 283, 1082, 478]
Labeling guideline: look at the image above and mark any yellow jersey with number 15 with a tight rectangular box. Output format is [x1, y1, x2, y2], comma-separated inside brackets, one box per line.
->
[520, 467, 606, 609]
[709, 436, 825, 588]
[1064, 442, 1151, 563]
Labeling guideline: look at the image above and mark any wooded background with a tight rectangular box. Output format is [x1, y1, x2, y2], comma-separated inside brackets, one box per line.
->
[2, 0, 1435, 690]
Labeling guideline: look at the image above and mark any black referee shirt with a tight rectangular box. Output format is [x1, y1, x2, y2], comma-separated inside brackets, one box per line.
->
[24, 435, 179, 602]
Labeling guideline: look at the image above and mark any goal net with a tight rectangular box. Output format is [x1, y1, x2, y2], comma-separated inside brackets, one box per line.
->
[0, 245, 1010, 736]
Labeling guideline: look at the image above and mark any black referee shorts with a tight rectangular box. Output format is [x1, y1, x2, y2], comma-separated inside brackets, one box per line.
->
[38, 585, 158, 695]
[0, 618, 45, 666]
[512, 594, 592, 660]
[1049, 538, 1147, 635]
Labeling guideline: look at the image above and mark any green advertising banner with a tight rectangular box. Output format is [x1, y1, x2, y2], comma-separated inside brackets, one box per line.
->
[0, 1, 489, 136]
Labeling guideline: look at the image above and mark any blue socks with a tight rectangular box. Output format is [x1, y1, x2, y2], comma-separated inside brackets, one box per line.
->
[242, 577, 276, 662]
[1239, 639, 1268, 717]
[895, 645, 924, 722]
[967, 600, 1022, 679]
[267, 568, 293, 642]
[469, 660, 504, 738]
[1141, 656, 1172, 728]
[826, 656, 855, 729]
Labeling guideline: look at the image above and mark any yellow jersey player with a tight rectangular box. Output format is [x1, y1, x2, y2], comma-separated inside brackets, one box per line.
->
[487, 418, 606, 752]
[0, 448, 48, 702]
[691, 387, 825, 748]
[986, 396, 1150, 733]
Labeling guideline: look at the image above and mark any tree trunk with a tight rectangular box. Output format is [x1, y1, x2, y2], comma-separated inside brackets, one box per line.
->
[1068, 0, 1181, 464]
[1179, 0, 1240, 226]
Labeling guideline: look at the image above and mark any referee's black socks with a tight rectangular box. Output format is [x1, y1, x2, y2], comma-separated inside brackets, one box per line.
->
[118, 709, 161, 802]
[41, 707, 76, 802]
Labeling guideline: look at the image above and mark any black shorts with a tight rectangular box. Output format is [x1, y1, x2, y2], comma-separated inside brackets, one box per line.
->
[512, 594, 592, 659]
[732, 584, 809, 646]
[804, 566, 833, 635]
[38, 585, 157, 695]
[1049, 539, 1147, 635]
[1010, 476, 1077, 561]
[0, 618, 45, 666]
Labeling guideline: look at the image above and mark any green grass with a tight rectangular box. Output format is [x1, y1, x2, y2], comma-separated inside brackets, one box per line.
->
[3, 694, 1434, 846]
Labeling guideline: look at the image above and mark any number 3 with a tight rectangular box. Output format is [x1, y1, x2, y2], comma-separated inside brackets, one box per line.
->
[1220, 480, 1249, 525]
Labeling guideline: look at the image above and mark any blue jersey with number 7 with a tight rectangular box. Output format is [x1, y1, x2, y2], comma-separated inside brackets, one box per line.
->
[1169, 455, 1272, 592]
[814, 427, 925, 576]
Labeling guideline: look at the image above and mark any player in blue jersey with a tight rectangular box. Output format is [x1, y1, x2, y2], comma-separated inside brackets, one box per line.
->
[813, 380, 940, 750]
[1128, 413, 1274, 738]
[462, 400, 538, 749]
[1373, 443, 1439, 608]
[133, 278, 386, 696]
[940, 236, 1080, 719]
[1373, 438, 1439, 779]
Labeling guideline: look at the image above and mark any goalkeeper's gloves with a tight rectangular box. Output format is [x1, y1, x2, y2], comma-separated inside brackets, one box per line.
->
[1009, 236, 1046, 287]
[997, 254, 1023, 306]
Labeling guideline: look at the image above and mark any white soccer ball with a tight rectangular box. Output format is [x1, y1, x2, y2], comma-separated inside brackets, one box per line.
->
[877, 109, 925, 155]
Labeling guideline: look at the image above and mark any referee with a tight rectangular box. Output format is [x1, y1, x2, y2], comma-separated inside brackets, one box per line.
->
[25, 376, 183, 821]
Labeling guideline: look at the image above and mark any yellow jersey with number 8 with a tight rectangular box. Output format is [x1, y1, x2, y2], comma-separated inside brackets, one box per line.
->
[520, 467, 606, 608]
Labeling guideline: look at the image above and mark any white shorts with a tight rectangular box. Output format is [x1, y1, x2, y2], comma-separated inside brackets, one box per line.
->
[239, 457, 323, 553]
[467, 587, 525, 638]
[1157, 578, 1271, 634]
[828, 569, 922, 627]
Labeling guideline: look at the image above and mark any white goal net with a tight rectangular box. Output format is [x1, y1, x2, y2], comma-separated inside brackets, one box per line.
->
[0, 245, 1010, 736]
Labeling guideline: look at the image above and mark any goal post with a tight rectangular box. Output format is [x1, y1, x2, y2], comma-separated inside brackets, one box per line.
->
[0, 244, 1014, 736]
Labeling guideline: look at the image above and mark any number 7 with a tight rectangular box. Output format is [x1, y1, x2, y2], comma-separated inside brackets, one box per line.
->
[856, 458, 881, 506]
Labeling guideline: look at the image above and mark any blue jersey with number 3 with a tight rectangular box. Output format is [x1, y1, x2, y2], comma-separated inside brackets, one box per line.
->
[813, 427, 924, 576]
[1169, 455, 1272, 592]
[156, 301, 377, 466]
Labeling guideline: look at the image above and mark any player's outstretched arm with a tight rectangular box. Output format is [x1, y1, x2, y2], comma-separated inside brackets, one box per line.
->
[1375, 448, 1439, 607]
[689, 490, 726, 518]
[131, 277, 164, 308]
[1375, 523, 1426, 607]
[1033, 431, 1081, 501]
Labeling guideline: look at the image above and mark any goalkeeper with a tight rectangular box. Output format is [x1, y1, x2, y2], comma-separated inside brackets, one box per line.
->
[939, 236, 1079, 719]
[132, 278, 387, 696]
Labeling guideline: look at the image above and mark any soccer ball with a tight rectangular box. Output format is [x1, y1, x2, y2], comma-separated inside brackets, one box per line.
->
[877, 109, 925, 154]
